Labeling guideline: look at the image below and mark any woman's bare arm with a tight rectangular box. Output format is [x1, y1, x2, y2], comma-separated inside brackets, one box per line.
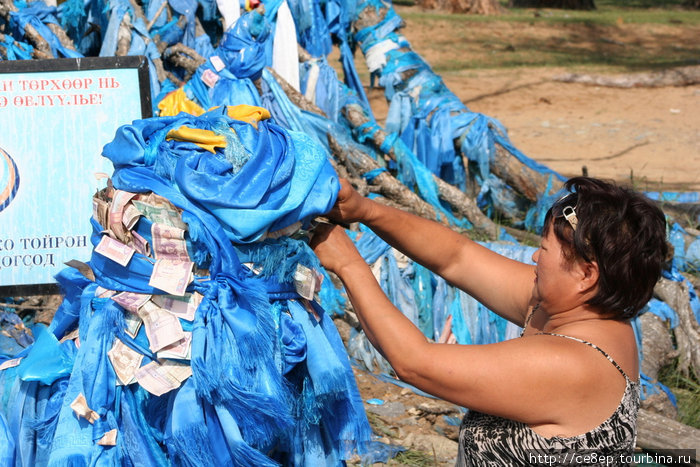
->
[328, 181, 535, 325]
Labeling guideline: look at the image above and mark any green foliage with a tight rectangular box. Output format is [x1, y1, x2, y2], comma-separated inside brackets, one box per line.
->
[657, 361, 700, 428]
[391, 450, 436, 466]
[396, 4, 700, 71]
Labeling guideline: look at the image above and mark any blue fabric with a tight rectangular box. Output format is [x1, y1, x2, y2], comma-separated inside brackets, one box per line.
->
[0, 411, 15, 465]
[15, 326, 73, 385]
[10, 4, 82, 58]
[0, 35, 33, 60]
[217, 10, 271, 81]
[103, 107, 339, 244]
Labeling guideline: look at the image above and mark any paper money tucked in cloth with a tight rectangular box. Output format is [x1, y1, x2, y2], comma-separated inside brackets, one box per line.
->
[0, 105, 372, 466]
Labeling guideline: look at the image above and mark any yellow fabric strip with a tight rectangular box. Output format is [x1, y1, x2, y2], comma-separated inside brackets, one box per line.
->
[225, 104, 271, 129]
[158, 88, 205, 117]
[166, 126, 227, 153]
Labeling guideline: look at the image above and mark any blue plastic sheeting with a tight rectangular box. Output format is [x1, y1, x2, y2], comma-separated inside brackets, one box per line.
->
[645, 191, 700, 203]
[361, 438, 406, 464]
[643, 299, 679, 328]
[669, 223, 700, 273]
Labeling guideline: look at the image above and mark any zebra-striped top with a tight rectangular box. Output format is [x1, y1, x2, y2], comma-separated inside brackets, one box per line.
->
[456, 333, 639, 467]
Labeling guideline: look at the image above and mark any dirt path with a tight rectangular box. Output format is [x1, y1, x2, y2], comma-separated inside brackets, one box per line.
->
[445, 68, 700, 191]
[368, 66, 700, 192]
[362, 9, 700, 192]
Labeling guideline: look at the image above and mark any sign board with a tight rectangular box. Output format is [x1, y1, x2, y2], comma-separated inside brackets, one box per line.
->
[0, 56, 151, 295]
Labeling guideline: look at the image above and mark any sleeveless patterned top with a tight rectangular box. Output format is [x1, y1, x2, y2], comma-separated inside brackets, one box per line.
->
[456, 333, 640, 467]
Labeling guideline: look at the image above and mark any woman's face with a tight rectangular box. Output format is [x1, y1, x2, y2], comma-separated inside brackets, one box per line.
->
[531, 225, 582, 311]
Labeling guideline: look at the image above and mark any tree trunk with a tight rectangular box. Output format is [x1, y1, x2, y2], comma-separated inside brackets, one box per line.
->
[418, 0, 505, 14]
[509, 0, 595, 9]
[554, 65, 700, 88]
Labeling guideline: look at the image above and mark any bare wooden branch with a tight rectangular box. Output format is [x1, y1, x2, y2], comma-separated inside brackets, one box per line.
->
[116, 12, 132, 56]
[127, 0, 168, 83]
[554, 65, 700, 88]
[654, 277, 700, 377]
[637, 408, 700, 460]
[164, 43, 206, 78]
[47, 23, 78, 52]
[639, 312, 679, 418]
[146, 0, 169, 31]
[297, 45, 312, 63]
[328, 133, 446, 224]
[354, 1, 563, 204]
[1, 0, 54, 59]
[0, 302, 55, 311]
[490, 140, 564, 202]
[343, 104, 504, 238]
[266, 67, 326, 116]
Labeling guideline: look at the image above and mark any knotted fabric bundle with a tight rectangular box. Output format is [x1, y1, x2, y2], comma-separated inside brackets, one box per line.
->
[0, 105, 371, 466]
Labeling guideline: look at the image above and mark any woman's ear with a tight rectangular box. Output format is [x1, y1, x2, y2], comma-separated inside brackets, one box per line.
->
[577, 260, 599, 294]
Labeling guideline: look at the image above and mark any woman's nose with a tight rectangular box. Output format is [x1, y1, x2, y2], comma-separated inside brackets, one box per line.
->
[532, 248, 540, 264]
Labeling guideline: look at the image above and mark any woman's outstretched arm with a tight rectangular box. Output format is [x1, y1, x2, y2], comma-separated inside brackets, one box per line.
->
[325, 179, 535, 325]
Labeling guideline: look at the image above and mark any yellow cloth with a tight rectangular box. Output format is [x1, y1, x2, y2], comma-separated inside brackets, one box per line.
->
[225, 105, 271, 129]
[158, 88, 205, 117]
[166, 127, 227, 153]
[164, 105, 272, 152]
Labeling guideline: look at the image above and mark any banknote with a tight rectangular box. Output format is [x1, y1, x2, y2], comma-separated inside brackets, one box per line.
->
[107, 338, 144, 386]
[94, 236, 135, 267]
[293, 264, 316, 300]
[201, 69, 220, 88]
[151, 223, 190, 261]
[95, 286, 116, 298]
[122, 203, 142, 231]
[157, 332, 192, 360]
[159, 359, 193, 383]
[132, 197, 187, 230]
[148, 259, 194, 296]
[70, 393, 99, 424]
[151, 292, 201, 321]
[59, 328, 80, 344]
[111, 292, 151, 313]
[124, 312, 143, 339]
[264, 221, 302, 240]
[97, 429, 117, 447]
[138, 301, 185, 352]
[0, 358, 22, 371]
[131, 230, 151, 257]
[109, 190, 137, 242]
[92, 197, 109, 228]
[134, 360, 189, 397]
[64, 259, 95, 281]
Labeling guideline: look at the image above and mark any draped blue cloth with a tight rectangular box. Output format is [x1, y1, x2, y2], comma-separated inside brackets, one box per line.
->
[104, 107, 339, 244]
[1, 103, 374, 465]
[10, 3, 82, 58]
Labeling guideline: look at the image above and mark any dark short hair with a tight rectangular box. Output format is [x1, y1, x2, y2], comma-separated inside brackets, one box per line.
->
[543, 177, 668, 320]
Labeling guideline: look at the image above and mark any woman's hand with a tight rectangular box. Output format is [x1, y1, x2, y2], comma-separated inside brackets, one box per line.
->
[325, 178, 373, 225]
[310, 223, 365, 277]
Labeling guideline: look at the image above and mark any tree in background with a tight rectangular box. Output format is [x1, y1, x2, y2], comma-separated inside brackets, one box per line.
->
[417, 0, 506, 15]
[509, 0, 595, 9]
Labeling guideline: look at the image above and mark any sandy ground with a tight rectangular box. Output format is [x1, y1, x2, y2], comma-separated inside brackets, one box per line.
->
[360, 7, 700, 192]
[367, 70, 700, 191]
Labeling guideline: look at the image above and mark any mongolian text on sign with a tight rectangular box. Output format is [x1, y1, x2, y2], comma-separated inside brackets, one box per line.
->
[0, 56, 151, 292]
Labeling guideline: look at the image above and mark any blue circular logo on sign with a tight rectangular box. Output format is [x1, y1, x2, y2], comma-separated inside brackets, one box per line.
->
[0, 146, 20, 212]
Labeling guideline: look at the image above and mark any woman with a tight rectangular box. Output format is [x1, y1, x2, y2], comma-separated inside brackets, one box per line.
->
[311, 176, 668, 465]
